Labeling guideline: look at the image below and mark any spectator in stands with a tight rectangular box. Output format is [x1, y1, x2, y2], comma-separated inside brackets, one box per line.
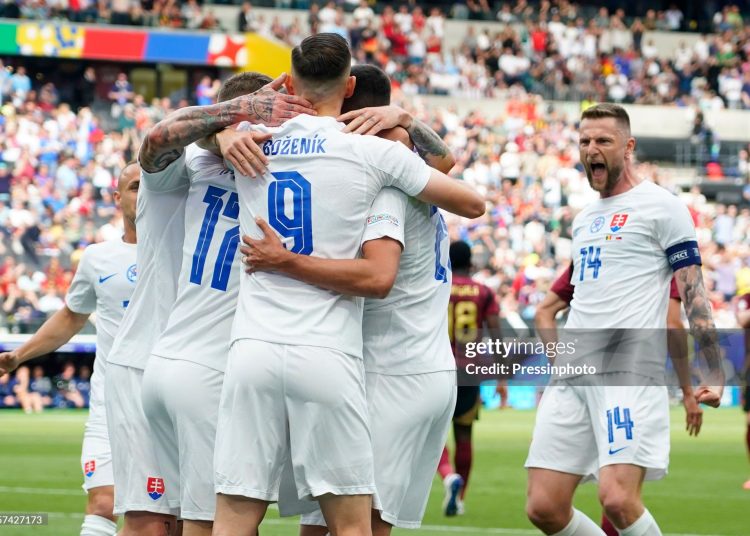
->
[30, 365, 52, 408]
[0, 372, 18, 407]
[10, 66, 31, 108]
[195, 76, 218, 106]
[238, 1, 257, 32]
[108, 73, 134, 119]
[77, 365, 91, 407]
[53, 361, 85, 408]
[12, 365, 42, 413]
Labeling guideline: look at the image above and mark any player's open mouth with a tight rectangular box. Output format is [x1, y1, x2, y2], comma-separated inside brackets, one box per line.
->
[590, 163, 606, 179]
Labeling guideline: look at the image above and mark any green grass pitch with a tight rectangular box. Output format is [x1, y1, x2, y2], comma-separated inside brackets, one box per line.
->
[0, 407, 747, 535]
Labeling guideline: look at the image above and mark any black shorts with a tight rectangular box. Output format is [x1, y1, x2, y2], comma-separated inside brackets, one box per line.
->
[454, 386, 480, 425]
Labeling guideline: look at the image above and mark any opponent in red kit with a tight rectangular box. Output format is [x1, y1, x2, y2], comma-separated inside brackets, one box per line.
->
[736, 291, 750, 490]
[437, 241, 501, 516]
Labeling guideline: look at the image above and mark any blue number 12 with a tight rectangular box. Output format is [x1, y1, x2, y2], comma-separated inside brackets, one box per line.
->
[190, 185, 240, 292]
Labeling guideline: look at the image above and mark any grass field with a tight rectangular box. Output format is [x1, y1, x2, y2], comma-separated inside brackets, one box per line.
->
[0, 407, 747, 536]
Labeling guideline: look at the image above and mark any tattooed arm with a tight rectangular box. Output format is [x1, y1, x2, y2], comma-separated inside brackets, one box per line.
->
[675, 264, 724, 407]
[140, 73, 314, 173]
[338, 105, 455, 173]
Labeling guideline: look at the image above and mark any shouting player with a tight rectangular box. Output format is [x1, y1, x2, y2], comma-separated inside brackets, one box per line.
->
[525, 103, 723, 536]
[0, 163, 139, 536]
[104, 74, 313, 536]
[232, 63, 460, 536]
[210, 33, 483, 536]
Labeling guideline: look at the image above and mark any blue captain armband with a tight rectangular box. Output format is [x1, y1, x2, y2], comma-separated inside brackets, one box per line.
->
[666, 240, 702, 271]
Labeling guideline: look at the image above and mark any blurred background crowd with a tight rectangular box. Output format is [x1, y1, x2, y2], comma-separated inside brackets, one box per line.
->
[0, 362, 91, 411]
[0, 1, 749, 343]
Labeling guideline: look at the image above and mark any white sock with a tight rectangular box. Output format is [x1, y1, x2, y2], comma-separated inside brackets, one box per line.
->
[552, 508, 606, 536]
[618, 509, 662, 536]
[80, 514, 117, 536]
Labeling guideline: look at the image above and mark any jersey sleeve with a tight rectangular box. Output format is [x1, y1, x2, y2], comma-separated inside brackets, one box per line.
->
[551, 262, 575, 305]
[360, 135, 431, 196]
[658, 196, 701, 271]
[361, 187, 408, 249]
[65, 248, 96, 315]
[139, 150, 189, 192]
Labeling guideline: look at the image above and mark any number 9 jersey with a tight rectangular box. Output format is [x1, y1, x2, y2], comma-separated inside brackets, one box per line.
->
[231, 115, 431, 358]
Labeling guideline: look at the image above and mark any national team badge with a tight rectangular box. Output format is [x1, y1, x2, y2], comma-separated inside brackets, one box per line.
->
[610, 214, 628, 232]
[590, 216, 605, 233]
[127, 264, 137, 283]
[147, 477, 165, 501]
[84, 460, 96, 478]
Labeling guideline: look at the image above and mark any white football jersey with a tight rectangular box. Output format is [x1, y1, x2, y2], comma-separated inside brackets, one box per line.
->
[66, 238, 137, 411]
[231, 115, 430, 358]
[151, 149, 241, 372]
[360, 188, 455, 375]
[562, 180, 699, 379]
[108, 151, 192, 370]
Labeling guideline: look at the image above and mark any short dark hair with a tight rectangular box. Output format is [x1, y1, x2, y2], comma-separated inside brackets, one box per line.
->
[580, 103, 631, 136]
[341, 64, 391, 114]
[291, 33, 351, 86]
[217, 72, 272, 102]
[450, 241, 472, 271]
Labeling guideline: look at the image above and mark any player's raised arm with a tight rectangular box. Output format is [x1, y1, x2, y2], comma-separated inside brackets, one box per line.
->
[139, 73, 315, 173]
[241, 218, 402, 299]
[339, 105, 455, 174]
[0, 307, 90, 375]
[416, 169, 485, 219]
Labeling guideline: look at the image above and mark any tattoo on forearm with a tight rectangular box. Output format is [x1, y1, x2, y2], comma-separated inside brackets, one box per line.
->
[677, 265, 722, 377]
[140, 87, 282, 172]
[407, 119, 450, 160]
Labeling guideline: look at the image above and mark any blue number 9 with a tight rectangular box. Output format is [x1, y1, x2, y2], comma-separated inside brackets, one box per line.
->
[268, 171, 313, 255]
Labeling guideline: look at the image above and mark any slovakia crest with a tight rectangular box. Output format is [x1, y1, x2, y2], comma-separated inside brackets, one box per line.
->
[590, 216, 605, 233]
[147, 477, 165, 501]
[84, 460, 96, 478]
[610, 214, 628, 232]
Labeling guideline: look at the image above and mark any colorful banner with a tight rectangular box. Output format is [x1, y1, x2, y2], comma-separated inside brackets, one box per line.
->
[1, 21, 290, 68]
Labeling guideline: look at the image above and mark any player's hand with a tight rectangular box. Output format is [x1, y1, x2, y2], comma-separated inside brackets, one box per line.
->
[682, 390, 703, 436]
[244, 73, 316, 126]
[338, 105, 412, 136]
[0, 351, 21, 376]
[217, 129, 271, 178]
[694, 385, 723, 408]
[240, 218, 290, 273]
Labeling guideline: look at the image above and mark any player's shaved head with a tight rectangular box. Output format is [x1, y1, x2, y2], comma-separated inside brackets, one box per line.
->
[450, 241, 472, 271]
[341, 64, 391, 114]
[118, 161, 140, 193]
[218, 72, 273, 102]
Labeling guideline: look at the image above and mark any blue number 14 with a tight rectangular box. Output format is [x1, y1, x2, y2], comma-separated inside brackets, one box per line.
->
[579, 246, 602, 281]
[190, 185, 240, 292]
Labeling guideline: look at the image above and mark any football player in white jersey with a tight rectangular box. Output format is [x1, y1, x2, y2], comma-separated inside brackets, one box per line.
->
[139, 72, 275, 536]
[524, 104, 724, 536]
[0, 163, 139, 536]
[210, 34, 483, 536]
[106, 75, 314, 536]
[235, 63, 459, 536]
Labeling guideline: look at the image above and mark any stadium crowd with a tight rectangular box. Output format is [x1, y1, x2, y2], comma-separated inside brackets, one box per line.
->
[0, 63, 749, 340]
[0, 362, 91, 411]
[2, 0, 749, 105]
